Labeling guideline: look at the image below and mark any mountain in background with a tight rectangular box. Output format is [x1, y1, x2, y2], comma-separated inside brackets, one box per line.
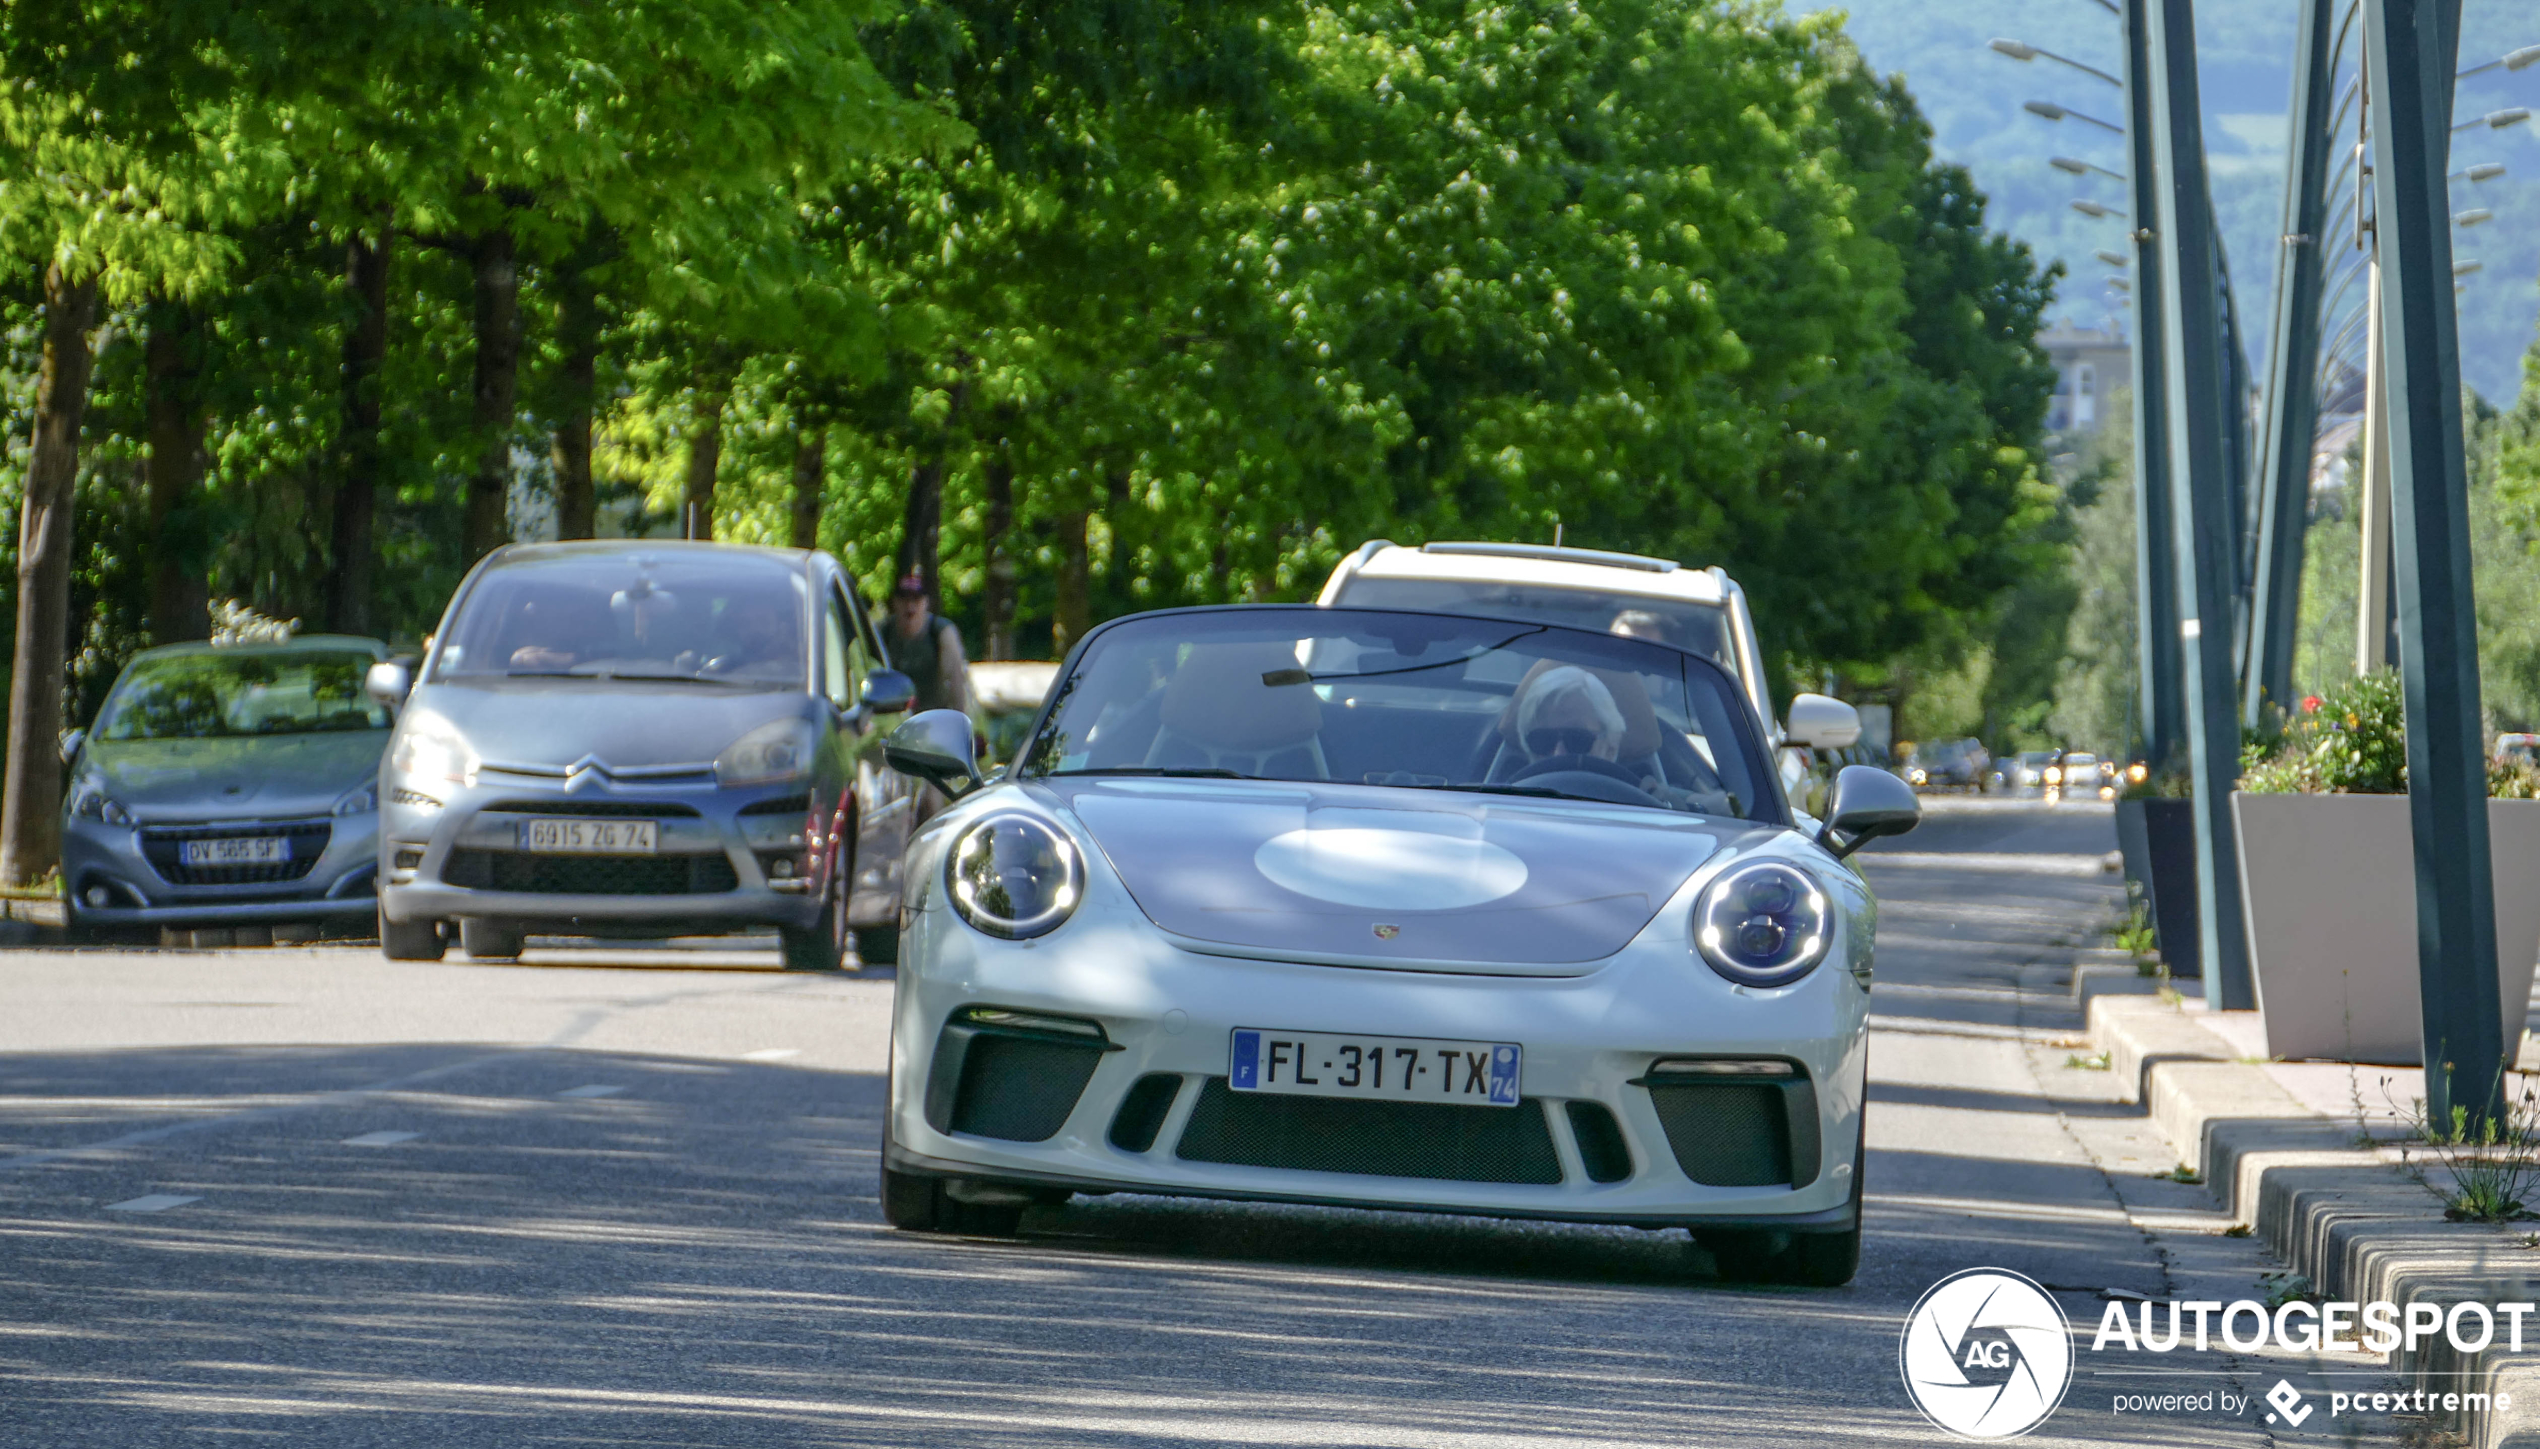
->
[1798, 0, 2540, 406]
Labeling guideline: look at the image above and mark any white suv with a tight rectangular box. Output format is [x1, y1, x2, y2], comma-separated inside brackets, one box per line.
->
[1318, 541, 1860, 788]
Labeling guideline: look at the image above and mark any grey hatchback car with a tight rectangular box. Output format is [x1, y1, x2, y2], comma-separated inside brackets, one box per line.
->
[61, 635, 394, 938]
[371, 541, 917, 968]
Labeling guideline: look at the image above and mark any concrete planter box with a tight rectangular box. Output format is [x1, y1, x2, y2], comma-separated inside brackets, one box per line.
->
[2115, 797, 2202, 980]
[2231, 791, 2540, 1064]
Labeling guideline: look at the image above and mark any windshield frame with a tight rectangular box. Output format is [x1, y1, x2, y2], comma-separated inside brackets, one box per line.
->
[426, 544, 815, 691]
[94, 646, 394, 743]
[1015, 604, 1786, 826]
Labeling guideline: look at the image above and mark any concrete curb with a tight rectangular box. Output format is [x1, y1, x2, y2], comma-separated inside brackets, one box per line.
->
[2087, 994, 2540, 1447]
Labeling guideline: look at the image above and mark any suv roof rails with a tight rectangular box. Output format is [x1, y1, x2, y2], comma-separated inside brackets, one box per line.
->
[1418, 541, 1678, 573]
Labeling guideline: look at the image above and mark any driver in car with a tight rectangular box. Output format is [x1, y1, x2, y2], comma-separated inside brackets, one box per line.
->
[505, 590, 614, 671]
[1515, 666, 1627, 765]
[699, 596, 800, 676]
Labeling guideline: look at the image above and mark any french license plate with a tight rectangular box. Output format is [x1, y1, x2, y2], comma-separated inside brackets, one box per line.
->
[179, 836, 287, 866]
[1230, 1028, 1521, 1107]
[519, 819, 658, 855]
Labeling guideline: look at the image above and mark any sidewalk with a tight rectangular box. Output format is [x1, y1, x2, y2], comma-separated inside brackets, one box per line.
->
[2086, 986, 2540, 1448]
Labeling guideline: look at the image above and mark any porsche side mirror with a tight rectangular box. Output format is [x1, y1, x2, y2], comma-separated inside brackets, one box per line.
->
[863, 668, 917, 715]
[1818, 764, 1920, 860]
[56, 727, 84, 766]
[367, 661, 413, 709]
[1782, 693, 1862, 751]
[886, 708, 983, 797]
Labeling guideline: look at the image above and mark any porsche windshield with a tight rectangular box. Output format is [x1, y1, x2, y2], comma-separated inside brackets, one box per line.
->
[97, 650, 390, 741]
[435, 550, 808, 687]
[1024, 609, 1772, 819]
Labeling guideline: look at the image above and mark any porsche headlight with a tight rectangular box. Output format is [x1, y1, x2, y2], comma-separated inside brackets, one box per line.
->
[390, 712, 478, 788]
[67, 776, 133, 826]
[947, 813, 1083, 940]
[1693, 860, 1832, 988]
[716, 717, 818, 788]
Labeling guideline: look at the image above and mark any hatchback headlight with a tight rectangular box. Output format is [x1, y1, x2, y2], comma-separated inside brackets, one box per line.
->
[67, 777, 133, 826]
[391, 712, 478, 787]
[947, 813, 1084, 940]
[334, 781, 379, 816]
[716, 717, 818, 788]
[1692, 860, 1832, 988]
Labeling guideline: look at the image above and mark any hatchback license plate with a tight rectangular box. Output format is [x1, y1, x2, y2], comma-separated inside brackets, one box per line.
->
[1230, 1028, 1521, 1107]
[179, 836, 288, 866]
[520, 819, 658, 855]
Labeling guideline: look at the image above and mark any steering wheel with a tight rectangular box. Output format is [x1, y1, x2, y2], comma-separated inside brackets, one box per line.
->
[1509, 753, 1663, 806]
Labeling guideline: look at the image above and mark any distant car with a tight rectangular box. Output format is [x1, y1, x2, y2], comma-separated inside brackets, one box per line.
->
[2047, 751, 2104, 793]
[60, 636, 395, 940]
[877, 602, 1921, 1285]
[371, 541, 919, 969]
[1995, 750, 2058, 793]
[969, 661, 1061, 768]
[2497, 734, 2540, 769]
[1903, 738, 1986, 791]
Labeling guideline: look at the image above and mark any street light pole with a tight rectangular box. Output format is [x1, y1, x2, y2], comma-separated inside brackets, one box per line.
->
[2362, 0, 2507, 1131]
[2246, 0, 2339, 723]
[2145, 0, 2256, 1011]
[2122, 0, 2186, 776]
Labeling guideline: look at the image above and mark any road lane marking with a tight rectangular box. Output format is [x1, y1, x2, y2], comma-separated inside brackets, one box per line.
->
[558, 1085, 623, 1098]
[739, 1048, 801, 1062]
[104, 1194, 200, 1212]
[342, 1131, 422, 1146]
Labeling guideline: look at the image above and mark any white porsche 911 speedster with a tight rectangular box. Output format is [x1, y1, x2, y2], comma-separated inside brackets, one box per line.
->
[876, 604, 1917, 1285]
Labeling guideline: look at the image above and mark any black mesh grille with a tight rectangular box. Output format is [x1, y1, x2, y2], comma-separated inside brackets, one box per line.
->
[479, 800, 701, 818]
[948, 1035, 1105, 1142]
[738, 795, 812, 818]
[442, 850, 739, 895]
[1174, 1078, 1562, 1185]
[1108, 1074, 1183, 1153]
[1565, 1101, 1634, 1183]
[140, 821, 330, 885]
[1647, 1082, 1798, 1187]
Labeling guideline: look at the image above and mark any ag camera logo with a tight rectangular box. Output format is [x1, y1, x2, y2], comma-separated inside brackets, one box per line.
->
[1901, 1268, 2075, 1438]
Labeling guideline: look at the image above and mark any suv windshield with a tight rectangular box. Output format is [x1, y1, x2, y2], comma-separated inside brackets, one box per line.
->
[1329, 577, 1737, 678]
[1025, 608, 1772, 820]
[98, 650, 389, 741]
[437, 550, 808, 687]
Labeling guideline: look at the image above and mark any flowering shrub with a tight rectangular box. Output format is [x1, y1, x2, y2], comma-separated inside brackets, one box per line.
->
[2240, 671, 2408, 794]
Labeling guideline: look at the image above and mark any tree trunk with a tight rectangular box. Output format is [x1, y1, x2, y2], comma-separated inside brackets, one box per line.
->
[1, 264, 101, 886]
[981, 453, 1017, 660]
[144, 294, 211, 643]
[462, 227, 520, 561]
[1053, 509, 1090, 657]
[550, 255, 600, 541]
[326, 225, 391, 632]
[898, 456, 945, 605]
[789, 424, 825, 550]
[683, 382, 727, 541]
[896, 384, 965, 606]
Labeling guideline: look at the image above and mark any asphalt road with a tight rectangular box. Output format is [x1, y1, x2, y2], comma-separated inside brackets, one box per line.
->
[0, 804, 2415, 1446]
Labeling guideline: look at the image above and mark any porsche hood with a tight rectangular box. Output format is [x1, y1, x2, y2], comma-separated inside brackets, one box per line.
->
[1048, 777, 1735, 966]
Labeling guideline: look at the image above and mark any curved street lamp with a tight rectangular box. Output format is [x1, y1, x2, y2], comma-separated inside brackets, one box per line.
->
[2052, 155, 2130, 183]
[1989, 37, 2124, 89]
[2070, 198, 2127, 220]
[2456, 44, 2540, 81]
[2451, 107, 2532, 134]
[2024, 99, 2126, 135]
[2450, 162, 2509, 183]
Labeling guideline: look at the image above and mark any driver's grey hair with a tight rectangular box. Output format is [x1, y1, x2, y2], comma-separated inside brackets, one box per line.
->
[1516, 666, 1625, 749]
